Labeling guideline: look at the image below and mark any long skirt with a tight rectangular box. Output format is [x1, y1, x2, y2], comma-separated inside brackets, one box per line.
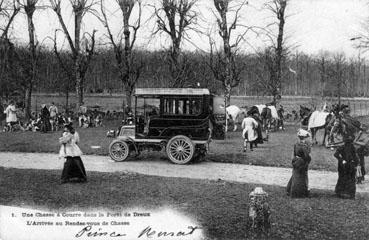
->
[61, 156, 87, 183]
[41, 119, 51, 132]
[335, 164, 356, 199]
[286, 169, 309, 198]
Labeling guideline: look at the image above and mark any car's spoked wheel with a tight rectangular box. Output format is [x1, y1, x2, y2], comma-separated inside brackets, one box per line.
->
[166, 135, 194, 164]
[109, 141, 129, 162]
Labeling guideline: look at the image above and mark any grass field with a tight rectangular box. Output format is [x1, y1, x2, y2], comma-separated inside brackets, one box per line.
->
[0, 167, 368, 240]
[1, 119, 368, 173]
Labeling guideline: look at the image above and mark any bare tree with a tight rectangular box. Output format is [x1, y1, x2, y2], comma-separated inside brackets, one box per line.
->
[208, 0, 248, 104]
[49, 0, 97, 109]
[0, 0, 20, 100]
[263, 0, 288, 104]
[50, 31, 74, 112]
[331, 54, 346, 106]
[317, 54, 328, 98]
[208, 0, 249, 133]
[100, 0, 142, 110]
[17, 0, 40, 119]
[152, 0, 199, 87]
[0, 0, 20, 39]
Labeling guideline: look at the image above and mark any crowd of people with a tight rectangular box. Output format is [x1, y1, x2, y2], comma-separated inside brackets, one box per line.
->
[287, 110, 367, 200]
[286, 127, 364, 199]
[240, 103, 366, 200]
[1, 101, 104, 133]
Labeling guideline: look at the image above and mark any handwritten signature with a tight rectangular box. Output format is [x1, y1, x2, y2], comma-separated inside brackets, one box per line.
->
[75, 226, 126, 238]
[75, 225, 200, 238]
[137, 226, 200, 238]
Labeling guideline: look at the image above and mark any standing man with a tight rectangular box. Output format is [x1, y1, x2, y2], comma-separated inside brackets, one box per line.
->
[277, 105, 285, 130]
[4, 100, 17, 131]
[49, 102, 58, 119]
[49, 102, 58, 131]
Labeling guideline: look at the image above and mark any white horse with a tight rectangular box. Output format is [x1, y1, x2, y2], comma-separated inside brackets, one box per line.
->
[220, 105, 247, 131]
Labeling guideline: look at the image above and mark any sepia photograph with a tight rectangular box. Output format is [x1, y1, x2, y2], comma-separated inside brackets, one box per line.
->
[0, 0, 369, 239]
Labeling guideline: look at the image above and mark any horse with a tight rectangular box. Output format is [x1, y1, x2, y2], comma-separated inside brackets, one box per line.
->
[252, 104, 279, 131]
[329, 116, 369, 183]
[221, 105, 247, 131]
[300, 105, 332, 145]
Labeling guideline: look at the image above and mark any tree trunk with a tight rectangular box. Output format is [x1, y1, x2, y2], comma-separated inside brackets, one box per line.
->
[224, 85, 231, 134]
[25, 5, 37, 120]
[25, 84, 32, 119]
[75, 62, 83, 108]
[125, 89, 132, 111]
[65, 87, 69, 113]
[275, 1, 286, 102]
[74, 12, 82, 110]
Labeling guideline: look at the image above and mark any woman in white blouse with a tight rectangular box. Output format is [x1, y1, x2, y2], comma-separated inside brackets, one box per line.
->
[59, 123, 87, 184]
[242, 112, 259, 152]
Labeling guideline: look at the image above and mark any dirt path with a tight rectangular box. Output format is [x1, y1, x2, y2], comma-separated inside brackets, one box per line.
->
[0, 152, 368, 193]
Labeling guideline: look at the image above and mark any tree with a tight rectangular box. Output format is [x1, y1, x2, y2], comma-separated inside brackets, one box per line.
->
[17, 0, 40, 119]
[332, 54, 346, 105]
[49, 0, 97, 110]
[263, 0, 288, 104]
[209, 0, 248, 101]
[152, 0, 199, 87]
[50, 31, 74, 112]
[0, 0, 20, 100]
[316, 53, 327, 98]
[208, 0, 249, 133]
[100, 0, 142, 110]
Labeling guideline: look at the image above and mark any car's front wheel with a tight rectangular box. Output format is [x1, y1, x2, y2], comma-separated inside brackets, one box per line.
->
[109, 140, 130, 162]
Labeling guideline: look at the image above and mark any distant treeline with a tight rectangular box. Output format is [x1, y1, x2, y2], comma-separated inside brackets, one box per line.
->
[2, 47, 368, 98]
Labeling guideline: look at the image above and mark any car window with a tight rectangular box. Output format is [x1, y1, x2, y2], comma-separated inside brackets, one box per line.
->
[163, 97, 202, 116]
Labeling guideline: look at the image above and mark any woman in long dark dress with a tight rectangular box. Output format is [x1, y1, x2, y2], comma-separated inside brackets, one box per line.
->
[286, 129, 311, 198]
[59, 124, 87, 184]
[40, 104, 51, 133]
[334, 135, 359, 199]
[252, 112, 264, 146]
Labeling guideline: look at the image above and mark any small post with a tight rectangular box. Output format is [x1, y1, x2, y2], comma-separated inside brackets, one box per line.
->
[249, 187, 271, 235]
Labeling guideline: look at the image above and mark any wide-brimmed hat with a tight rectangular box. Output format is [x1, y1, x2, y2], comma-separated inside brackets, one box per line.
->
[297, 129, 310, 138]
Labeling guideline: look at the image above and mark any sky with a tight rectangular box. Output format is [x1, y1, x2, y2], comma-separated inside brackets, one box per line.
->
[3, 0, 369, 57]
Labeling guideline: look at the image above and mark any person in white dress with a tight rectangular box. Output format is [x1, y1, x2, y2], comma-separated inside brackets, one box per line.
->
[4, 101, 17, 131]
[242, 113, 259, 152]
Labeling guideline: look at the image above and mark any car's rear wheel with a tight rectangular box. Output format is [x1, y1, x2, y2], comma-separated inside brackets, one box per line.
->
[166, 135, 194, 164]
[109, 140, 130, 162]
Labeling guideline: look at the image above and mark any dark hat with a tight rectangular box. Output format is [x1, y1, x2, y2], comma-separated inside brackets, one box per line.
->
[64, 123, 74, 131]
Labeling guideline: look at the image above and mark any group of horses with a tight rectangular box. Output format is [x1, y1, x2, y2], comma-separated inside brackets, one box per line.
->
[224, 104, 282, 132]
[299, 104, 369, 152]
[224, 102, 369, 152]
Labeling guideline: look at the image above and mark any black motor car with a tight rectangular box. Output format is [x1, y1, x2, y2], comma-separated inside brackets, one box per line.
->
[108, 88, 225, 164]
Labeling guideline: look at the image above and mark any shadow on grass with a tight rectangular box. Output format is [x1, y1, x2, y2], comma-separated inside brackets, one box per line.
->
[0, 167, 368, 240]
